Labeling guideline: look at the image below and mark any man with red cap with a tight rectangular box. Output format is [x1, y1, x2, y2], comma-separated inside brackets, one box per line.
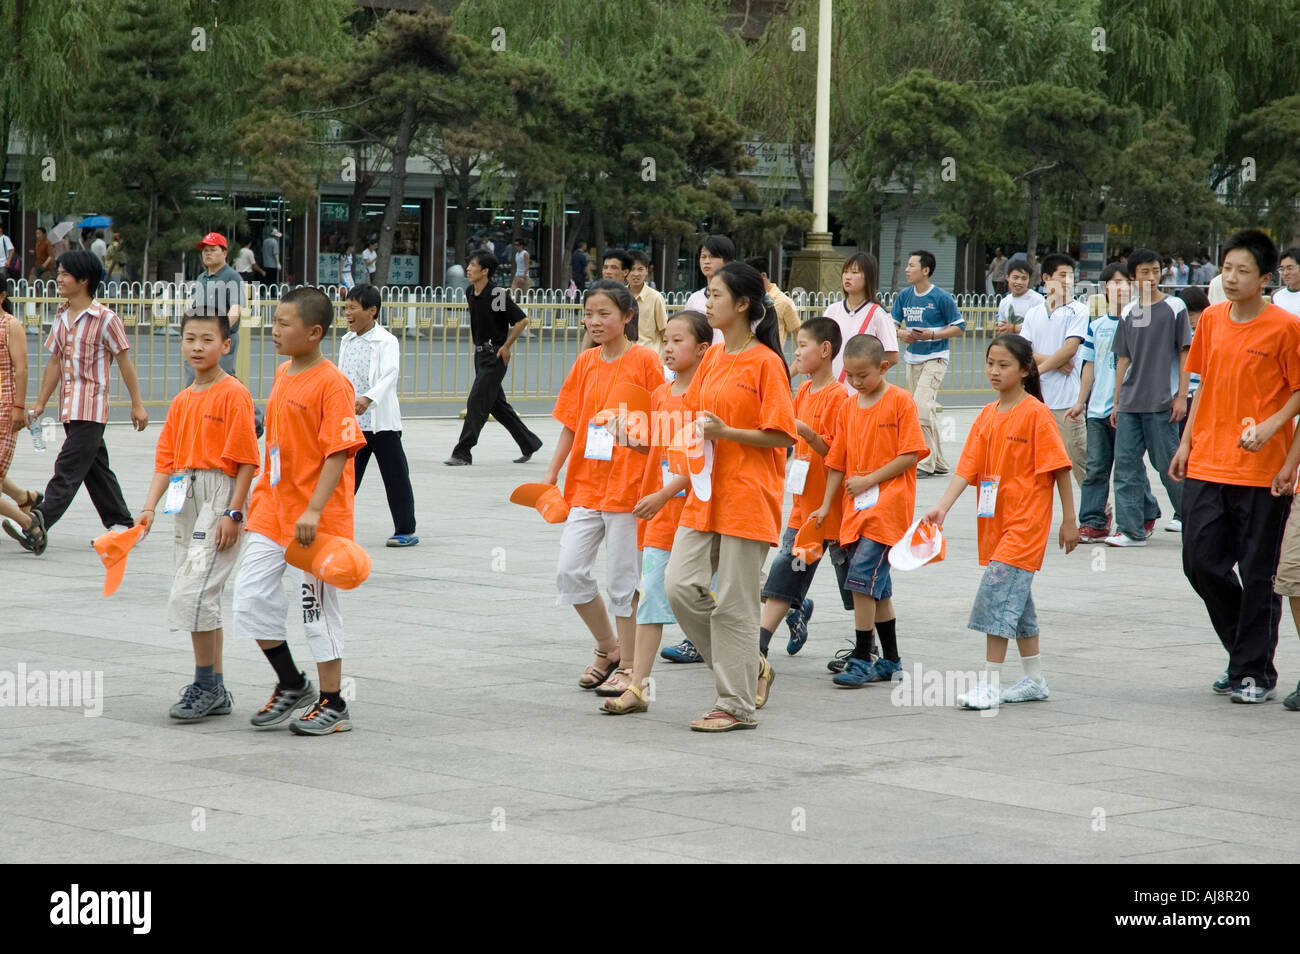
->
[188, 233, 245, 385]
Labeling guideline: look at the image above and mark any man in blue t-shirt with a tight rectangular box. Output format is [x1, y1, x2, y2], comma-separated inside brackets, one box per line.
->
[892, 250, 965, 475]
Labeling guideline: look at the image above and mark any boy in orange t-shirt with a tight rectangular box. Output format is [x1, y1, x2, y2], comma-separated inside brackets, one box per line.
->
[544, 281, 664, 692]
[813, 334, 927, 688]
[758, 318, 850, 659]
[233, 288, 367, 735]
[1173, 230, 1300, 703]
[137, 308, 259, 721]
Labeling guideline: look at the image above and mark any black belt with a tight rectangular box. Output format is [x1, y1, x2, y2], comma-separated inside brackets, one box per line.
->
[474, 342, 497, 352]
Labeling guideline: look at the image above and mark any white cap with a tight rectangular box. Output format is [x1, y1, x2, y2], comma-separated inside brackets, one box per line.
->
[889, 517, 945, 571]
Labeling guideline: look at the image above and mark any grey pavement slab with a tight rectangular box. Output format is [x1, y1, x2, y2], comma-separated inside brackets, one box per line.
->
[3, 409, 1299, 863]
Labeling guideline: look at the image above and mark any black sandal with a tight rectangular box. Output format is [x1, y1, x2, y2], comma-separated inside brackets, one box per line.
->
[26, 509, 47, 556]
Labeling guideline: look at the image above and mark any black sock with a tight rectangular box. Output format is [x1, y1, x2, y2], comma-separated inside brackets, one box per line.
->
[877, 619, 899, 662]
[759, 626, 774, 656]
[852, 629, 874, 660]
[262, 643, 305, 689]
[319, 692, 346, 712]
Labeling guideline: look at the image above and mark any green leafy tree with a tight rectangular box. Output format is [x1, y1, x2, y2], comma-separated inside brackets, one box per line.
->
[1230, 96, 1300, 241]
[840, 70, 990, 291]
[1106, 107, 1233, 252]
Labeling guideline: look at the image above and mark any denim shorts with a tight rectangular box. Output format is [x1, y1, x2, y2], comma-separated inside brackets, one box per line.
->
[967, 561, 1038, 639]
[636, 546, 677, 625]
[842, 537, 893, 600]
[761, 526, 824, 604]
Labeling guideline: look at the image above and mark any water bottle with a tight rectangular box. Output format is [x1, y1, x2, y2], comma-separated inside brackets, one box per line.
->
[41, 416, 56, 446]
[29, 422, 45, 452]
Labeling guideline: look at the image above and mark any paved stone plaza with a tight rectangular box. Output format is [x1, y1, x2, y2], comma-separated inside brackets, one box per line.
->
[2, 409, 1298, 864]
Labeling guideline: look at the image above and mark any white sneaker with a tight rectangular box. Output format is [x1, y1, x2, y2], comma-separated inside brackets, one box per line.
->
[1165, 519, 1182, 532]
[1000, 676, 1050, 703]
[957, 682, 1002, 710]
[1103, 532, 1146, 547]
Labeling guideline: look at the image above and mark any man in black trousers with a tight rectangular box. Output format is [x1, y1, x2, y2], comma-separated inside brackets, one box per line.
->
[445, 250, 543, 466]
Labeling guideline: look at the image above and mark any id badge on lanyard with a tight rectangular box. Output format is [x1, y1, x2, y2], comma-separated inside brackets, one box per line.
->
[162, 474, 190, 514]
[787, 457, 811, 496]
[853, 485, 879, 511]
[661, 460, 686, 497]
[977, 477, 999, 518]
[269, 446, 282, 486]
[585, 421, 614, 461]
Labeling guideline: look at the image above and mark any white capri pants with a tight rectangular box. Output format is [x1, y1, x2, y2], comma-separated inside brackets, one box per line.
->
[167, 469, 242, 633]
[233, 531, 345, 662]
[555, 507, 639, 617]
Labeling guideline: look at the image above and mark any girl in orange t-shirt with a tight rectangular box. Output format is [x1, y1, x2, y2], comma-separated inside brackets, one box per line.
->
[663, 262, 797, 731]
[602, 310, 712, 714]
[924, 334, 1080, 711]
[544, 281, 665, 691]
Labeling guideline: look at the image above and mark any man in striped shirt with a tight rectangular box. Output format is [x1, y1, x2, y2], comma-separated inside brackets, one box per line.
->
[16, 250, 148, 543]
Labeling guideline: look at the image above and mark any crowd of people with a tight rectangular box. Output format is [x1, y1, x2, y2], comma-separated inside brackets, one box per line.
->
[4, 226, 1300, 735]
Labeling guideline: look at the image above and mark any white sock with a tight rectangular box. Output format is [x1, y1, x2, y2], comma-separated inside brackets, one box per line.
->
[1021, 653, 1044, 683]
[983, 661, 1001, 686]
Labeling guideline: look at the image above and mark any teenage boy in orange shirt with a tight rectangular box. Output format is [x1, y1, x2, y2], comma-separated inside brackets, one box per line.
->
[233, 287, 367, 735]
[813, 334, 928, 687]
[137, 308, 259, 720]
[1173, 229, 1300, 704]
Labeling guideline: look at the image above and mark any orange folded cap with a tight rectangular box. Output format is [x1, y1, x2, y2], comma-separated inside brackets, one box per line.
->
[285, 534, 372, 590]
[791, 516, 825, 564]
[92, 524, 148, 596]
[510, 482, 571, 524]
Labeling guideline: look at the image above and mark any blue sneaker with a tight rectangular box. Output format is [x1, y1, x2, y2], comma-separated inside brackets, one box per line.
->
[832, 657, 876, 688]
[1212, 671, 1232, 695]
[868, 658, 903, 683]
[660, 639, 703, 664]
[785, 598, 814, 655]
[386, 534, 420, 548]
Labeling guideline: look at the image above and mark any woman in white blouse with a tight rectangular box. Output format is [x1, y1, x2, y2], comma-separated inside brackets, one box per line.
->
[338, 285, 419, 547]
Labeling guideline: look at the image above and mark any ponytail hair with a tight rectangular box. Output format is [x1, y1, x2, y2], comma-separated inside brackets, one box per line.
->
[715, 262, 789, 377]
[584, 279, 639, 340]
[988, 333, 1043, 403]
[668, 309, 713, 346]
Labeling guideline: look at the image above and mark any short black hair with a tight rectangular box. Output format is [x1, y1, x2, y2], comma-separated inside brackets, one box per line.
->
[280, 286, 333, 333]
[345, 283, 382, 319]
[909, 250, 936, 277]
[181, 306, 231, 339]
[57, 250, 102, 297]
[629, 249, 651, 268]
[745, 255, 769, 278]
[1126, 248, 1162, 275]
[603, 248, 633, 271]
[1040, 252, 1077, 277]
[842, 333, 885, 366]
[1005, 257, 1032, 278]
[798, 316, 842, 359]
[699, 234, 735, 262]
[1176, 285, 1210, 314]
[1099, 262, 1129, 284]
[468, 249, 499, 277]
[1222, 229, 1278, 278]
[1279, 246, 1300, 267]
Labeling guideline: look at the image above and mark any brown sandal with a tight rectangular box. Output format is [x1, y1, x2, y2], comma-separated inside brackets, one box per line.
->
[578, 649, 620, 690]
[601, 682, 650, 715]
[690, 708, 757, 732]
[19, 490, 42, 515]
[595, 668, 633, 697]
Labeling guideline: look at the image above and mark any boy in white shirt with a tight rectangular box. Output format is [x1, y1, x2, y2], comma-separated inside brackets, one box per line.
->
[1272, 247, 1300, 317]
[1019, 252, 1088, 490]
[994, 258, 1045, 334]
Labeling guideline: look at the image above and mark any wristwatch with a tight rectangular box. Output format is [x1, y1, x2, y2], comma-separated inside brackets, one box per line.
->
[223, 509, 244, 523]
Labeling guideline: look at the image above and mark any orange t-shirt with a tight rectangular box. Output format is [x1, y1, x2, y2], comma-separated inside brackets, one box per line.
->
[825, 383, 929, 547]
[552, 343, 665, 512]
[638, 383, 692, 551]
[1184, 302, 1300, 487]
[955, 396, 1071, 572]
[788, 379, 852, 537]
[247, 360, 368, 546]
[679, 343, 797, 545]
[155, 374, 260, 477]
